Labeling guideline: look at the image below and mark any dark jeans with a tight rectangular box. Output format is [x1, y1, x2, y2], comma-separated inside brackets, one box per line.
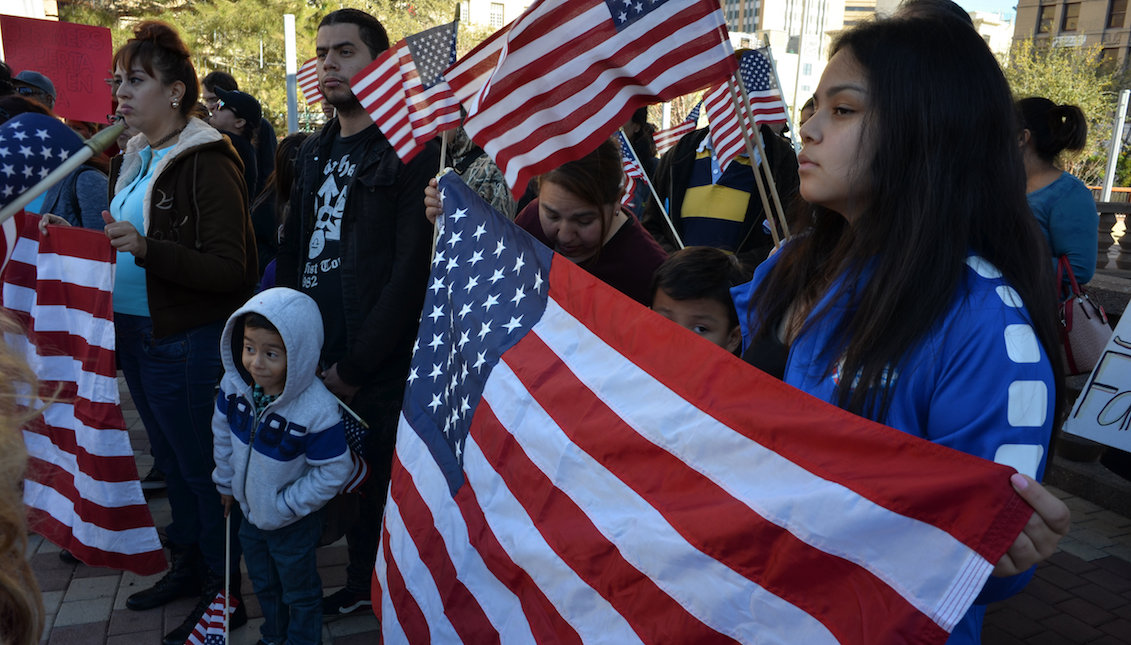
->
[116, 313, 237, 574]
[240, 511, 324, 645]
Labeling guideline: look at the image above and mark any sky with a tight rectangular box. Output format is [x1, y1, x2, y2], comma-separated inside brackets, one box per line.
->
[955, 0, 1019, 17]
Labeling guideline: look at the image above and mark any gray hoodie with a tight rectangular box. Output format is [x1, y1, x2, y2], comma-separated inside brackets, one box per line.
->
[211, 287, 351, 531]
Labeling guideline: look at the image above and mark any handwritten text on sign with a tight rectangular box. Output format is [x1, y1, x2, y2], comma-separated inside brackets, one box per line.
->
[0, 15, 112, 123]
[1065, 311, 1131, 452]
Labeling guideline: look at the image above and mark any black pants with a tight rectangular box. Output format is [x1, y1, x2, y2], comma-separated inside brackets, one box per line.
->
[344, 392, 401, 594]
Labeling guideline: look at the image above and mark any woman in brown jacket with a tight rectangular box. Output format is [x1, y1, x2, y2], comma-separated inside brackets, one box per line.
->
[105, 21, 256, 645]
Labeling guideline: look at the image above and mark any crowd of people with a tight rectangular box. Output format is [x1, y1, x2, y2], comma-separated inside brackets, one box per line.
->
[0, 0, 1099, 643]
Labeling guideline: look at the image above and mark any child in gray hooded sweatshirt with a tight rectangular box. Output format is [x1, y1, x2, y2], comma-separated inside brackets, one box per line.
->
[212, 287, 352, 645]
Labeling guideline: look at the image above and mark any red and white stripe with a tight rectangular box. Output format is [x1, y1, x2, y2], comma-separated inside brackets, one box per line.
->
[1, 214, 165, 575]
[704, 81, 787, 173]
[341, 450, 370, 494]
[351, 41, 425, 163]
[445, 25, 509, 111]
[0, 215, 15, 274]
[297, 57, 323, 105]
[397, 43, 461, 149]
[653, 103, 702, 154]
[652, 120, 696, 155]
[185, 591, 240, 645]
[461, 0, 736, 198]
[375, 255, 1032, 643]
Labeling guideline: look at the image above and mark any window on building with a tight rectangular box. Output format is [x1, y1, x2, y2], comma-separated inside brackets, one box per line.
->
[1109, 0, 1128, 28]
[1037, 4, 1056, 33]
[490, 2, 505, 28]
[1061, 2, 1081, 31]
[1100, 47, 1121, 71]
[802, 63, 813, 75]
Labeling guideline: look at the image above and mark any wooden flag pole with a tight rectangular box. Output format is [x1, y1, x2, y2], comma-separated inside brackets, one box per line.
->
[726, 79, 780, 248]
[619, 128, 683, 250]
[734, 72, 791, 243]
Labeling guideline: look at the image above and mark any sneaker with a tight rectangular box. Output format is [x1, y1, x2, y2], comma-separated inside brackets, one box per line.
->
[140, 466, 166, 491]
[322, 587, 371, 616]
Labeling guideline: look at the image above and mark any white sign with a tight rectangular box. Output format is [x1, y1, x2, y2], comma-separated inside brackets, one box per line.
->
[1064, 312, 1131, 452]
[1053, 35, 1086, 47]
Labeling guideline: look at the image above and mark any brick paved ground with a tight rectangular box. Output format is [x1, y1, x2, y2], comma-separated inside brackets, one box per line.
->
[28, 378, 1131, 644]
[984, 493, 1131, 644]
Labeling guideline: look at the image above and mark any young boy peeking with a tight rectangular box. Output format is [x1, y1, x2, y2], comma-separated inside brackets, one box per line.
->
[212, 287, 352, 645]
[651, 246, 748, 354]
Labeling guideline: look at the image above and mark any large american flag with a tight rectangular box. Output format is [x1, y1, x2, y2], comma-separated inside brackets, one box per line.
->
[297, 56, 323, 105]
[705, 49, 788, 172]
[653, 100, 702, 154]
[460, 0, 737, 198]
[372, 172, 1034, 643]
[1, 213, 166, 575]
[351, 21, 460, 162]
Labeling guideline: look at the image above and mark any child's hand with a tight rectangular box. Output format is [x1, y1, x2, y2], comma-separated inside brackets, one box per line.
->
[220, 494, 234, 518]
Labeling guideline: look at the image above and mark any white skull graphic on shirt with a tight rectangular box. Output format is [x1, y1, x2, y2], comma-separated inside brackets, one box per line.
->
[306, 153, 357, 260]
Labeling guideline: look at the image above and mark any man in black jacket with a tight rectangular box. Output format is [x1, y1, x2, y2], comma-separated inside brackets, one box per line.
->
[274, 7, 438, 616]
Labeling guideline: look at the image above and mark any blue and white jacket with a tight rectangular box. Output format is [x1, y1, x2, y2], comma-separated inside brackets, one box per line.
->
[212, 287, 352, 531]
[732, 252, 1056, 644]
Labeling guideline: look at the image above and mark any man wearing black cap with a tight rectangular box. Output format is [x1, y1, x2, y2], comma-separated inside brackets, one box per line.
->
[209, 87, 260, 208]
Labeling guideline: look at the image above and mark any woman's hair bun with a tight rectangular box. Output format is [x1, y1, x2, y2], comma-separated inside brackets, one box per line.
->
[131, 21, 190, 60]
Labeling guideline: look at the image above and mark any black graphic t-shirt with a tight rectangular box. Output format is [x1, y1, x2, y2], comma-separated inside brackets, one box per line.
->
[301, 126, 376, 366]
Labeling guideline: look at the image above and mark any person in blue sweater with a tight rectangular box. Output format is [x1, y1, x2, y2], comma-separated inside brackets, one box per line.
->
[731, 10, 1070, 644]
[1019, 97, 1098, 284]
[213, 287, 352, 645]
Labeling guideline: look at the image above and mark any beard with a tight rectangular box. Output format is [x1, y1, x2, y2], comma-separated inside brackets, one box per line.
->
[322, 81, 363, 117]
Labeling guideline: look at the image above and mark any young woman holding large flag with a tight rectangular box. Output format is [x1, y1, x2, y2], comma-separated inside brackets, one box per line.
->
[732, 8, 1069, 643]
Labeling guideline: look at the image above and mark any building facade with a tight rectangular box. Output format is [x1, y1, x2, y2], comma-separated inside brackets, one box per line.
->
[458, 0, 530, 30]
[723, 0, 846, 120]
[1014, 0, 1131, 67]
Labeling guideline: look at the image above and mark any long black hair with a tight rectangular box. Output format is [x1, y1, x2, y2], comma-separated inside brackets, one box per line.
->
[746, 13, 1064, 423]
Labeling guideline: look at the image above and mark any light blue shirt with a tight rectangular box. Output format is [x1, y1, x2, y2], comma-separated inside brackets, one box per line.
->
[110, 146, 169, 315]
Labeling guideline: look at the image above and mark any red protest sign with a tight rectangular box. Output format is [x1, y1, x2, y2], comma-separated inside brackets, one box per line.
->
[0, 15, 112, 123]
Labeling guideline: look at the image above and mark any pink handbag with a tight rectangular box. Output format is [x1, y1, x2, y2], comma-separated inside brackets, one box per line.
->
[1057, 255, 1112, 375]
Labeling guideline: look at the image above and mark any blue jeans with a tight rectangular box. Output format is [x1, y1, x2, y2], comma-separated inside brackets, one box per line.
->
[240, 511, 325, 645]
[115, 313, 236, 574]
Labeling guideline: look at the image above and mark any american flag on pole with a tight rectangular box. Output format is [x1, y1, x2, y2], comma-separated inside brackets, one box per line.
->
[297, 56, 323, 104]
[705, 49, 788, 172]
[350, 21, 460, 163]
[653, 100, 702, 154]
[185, 591, 240, 645]
[350, 45, 423, 162]
[400, 21, 461, 142]
[1, 213, 166, 575]
[372, 171, 1035, 643]
[460, 0, 737, 198]
[616, 130, 646, 208]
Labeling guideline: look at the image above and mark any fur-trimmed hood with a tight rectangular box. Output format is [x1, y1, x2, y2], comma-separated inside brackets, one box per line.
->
[114, 117, 235, 233]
